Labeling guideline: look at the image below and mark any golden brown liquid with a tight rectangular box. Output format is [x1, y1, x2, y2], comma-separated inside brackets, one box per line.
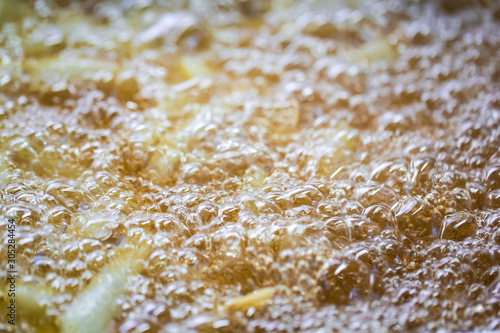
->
[1, 0, 500, 332]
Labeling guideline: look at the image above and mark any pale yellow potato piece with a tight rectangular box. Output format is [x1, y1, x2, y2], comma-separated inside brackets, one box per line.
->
[180, 55, 215, 78]
[342, 38, 396, 63]
[16, 285, 58, 333]
[24, 57, 120, 81]
[60, 247, 149, 333]
[224, 287, 276, 312]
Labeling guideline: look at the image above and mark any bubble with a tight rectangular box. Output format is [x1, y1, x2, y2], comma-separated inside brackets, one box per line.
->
[219, 203, 241, 222]
[317, 257, 371, 304]
[392, 197, 441, 240]
[439, 212, 477, 241]
[364, 204, 397, 230]
[371, 161, 408, 189]
[4, 202, 42, 226]
[196, 201, 219, 224]
[354, 184, 399, 207]
[45, 206, 72, 229]
[485, 166, 500, 189]
[135, 12, 210, 51]
[9, 137, 38, 164]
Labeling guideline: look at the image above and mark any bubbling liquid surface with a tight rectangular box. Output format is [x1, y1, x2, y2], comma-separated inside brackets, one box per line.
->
[1, 0, 500, 332]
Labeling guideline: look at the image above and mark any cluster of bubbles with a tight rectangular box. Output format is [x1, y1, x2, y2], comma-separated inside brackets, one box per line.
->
[1, 0, 500, 332]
